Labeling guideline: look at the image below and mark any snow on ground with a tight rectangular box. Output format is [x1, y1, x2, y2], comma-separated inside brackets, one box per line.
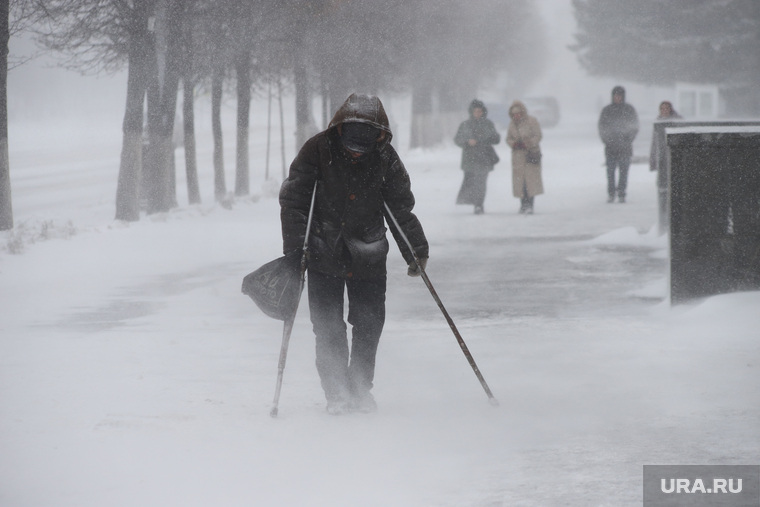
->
[1, 104, 758, 507]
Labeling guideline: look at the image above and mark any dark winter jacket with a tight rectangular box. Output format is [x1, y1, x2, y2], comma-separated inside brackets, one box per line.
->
[279, 93, 429, 280]
[598, 86, 639, 156]
[454, 100, 501, 170]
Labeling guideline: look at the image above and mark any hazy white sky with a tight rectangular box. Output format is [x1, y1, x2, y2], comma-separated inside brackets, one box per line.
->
[8, 33, 126, 125]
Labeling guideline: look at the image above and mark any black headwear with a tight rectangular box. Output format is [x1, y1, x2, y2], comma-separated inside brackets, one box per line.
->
[468, 99, 488, 117]
[341, 121, 381, 153]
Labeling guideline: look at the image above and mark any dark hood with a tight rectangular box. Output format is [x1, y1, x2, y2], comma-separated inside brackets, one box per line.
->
[611, 85, 626, 102]
[468, 99, 488, 118]
[328, 93, 393, 149]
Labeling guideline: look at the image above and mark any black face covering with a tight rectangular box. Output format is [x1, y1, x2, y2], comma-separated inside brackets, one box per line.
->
[341, 122, 381, 153]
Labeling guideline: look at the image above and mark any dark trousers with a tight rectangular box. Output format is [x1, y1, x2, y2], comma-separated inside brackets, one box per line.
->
[307, 270, 386, 402]
[520, 181, 534, 210]
[605, 150, 631, 198]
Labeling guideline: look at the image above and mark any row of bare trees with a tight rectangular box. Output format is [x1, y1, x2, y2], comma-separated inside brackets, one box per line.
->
[0, 0, 545, 229]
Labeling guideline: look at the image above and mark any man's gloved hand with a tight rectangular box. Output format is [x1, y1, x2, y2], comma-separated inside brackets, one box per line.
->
[407, 257, 428, 277]
[513, 141, 526, 150]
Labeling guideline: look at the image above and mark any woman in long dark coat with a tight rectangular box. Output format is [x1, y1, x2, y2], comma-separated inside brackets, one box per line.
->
[454, 99, 501, 214]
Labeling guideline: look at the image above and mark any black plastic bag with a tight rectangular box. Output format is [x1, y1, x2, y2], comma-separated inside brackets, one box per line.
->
[242, 251, 304, 321]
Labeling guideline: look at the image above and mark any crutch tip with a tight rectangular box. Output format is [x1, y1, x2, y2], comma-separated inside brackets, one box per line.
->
[270, 407, 279, 418]
[488, 397, 499, 407]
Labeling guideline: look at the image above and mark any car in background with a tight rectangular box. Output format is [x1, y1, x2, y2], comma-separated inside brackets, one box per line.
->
[485, 96, 561, 130]
[522, 96, 561, 128]
[483, 102, 512, 130]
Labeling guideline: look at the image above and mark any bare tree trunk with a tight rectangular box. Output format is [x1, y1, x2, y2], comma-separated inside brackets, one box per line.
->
[115, 0, 153, 222]
[294, 45, 316, 147]
[179, 11, 199, 205]
[143, 54, 159, 207]
[410, 80, 439, 149]
[320, 78, 329, 130]
[182, 77, 200, 204]
[437, 80, 471, 142]
[0, 0, 10, 231]
[278, 77, 286, 181]
[265, 79, 271, 180]
[144, 0, 182, 214]
[327, 74, 349, 120]
[234, 50, 250, 196]
[211, 64, 226, 202]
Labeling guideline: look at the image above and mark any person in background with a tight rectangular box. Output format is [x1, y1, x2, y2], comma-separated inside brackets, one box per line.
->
[506, 100, 544, 214]
[454, 99, 501, 215]
[598, 85, 639, 203]
[279, 93, 429, 415]
[656, 100, 682, 121]
[649, 100, 683, 172]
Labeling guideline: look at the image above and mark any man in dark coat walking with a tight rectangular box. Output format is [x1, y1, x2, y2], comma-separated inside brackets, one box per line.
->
[598, 85, 639, 203]
[279, 93, 429, 414]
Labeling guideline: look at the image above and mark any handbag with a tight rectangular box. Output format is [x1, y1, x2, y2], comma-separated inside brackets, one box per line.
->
[526, 149, 542, 165]
[345, 229, 390, 273]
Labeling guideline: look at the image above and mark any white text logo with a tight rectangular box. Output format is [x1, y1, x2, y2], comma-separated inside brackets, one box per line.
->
[660, 478, 743, 494]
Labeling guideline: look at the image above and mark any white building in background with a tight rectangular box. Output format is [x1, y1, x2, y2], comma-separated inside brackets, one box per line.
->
[675, 82, 720, 119]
